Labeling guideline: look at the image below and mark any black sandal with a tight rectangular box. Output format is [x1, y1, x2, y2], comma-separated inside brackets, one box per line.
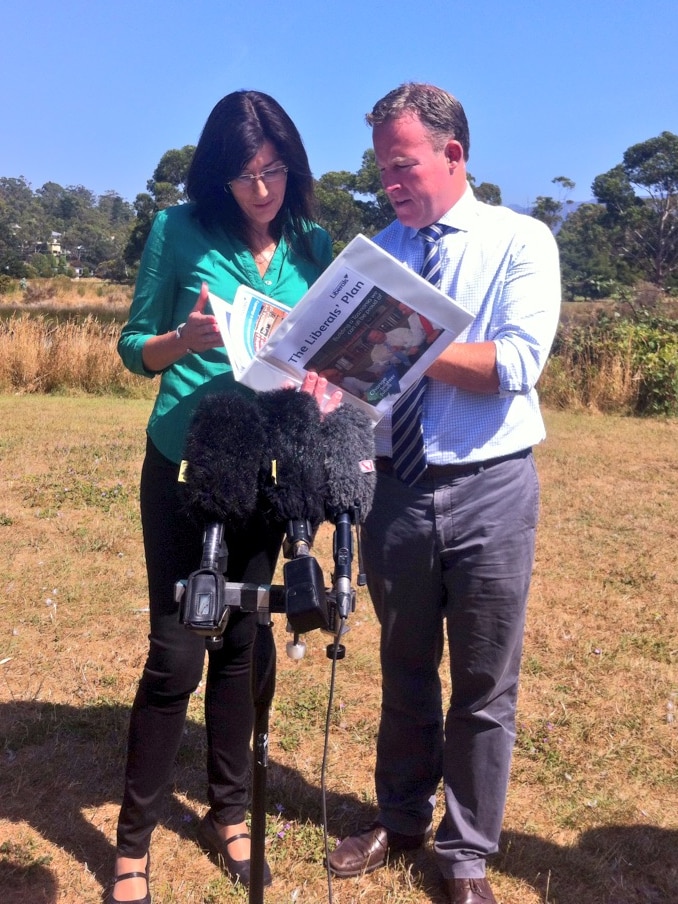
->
[111, 852, 151, 904]
[197, 812, 272, 887]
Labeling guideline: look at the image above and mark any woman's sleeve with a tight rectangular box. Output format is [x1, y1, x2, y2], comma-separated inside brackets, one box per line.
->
[117, 210, 177, 377]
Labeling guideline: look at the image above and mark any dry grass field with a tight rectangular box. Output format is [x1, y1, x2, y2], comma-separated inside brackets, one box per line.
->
[0, 395, 676, 904]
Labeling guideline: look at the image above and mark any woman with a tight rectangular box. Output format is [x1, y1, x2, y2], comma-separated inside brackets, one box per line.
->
[113, 90, 334, 904]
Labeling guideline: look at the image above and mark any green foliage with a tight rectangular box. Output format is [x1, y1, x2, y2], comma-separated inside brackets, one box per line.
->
[627, 317, 678, 414]
[531, 175, 575, 232]
[0, 176, 134, 278]
[593, 132, 678, 287]
[557, 203, 635, 299]
[151, 145, 194, 194]
[121, 147, 196, 266]
[2, 130, 676, 295]
[0, 275, 16, 295]
[314, 149, 393, 253]
[314, 171, 363, 253]
[552, 310, 678, 415]
[469, 177, 502, 206]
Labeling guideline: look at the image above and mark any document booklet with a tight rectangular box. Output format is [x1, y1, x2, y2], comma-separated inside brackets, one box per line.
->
[209, 233, 473, 423]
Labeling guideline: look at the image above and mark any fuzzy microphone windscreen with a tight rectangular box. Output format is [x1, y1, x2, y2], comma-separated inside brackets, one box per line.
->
[257, 388, 327, 528]
[320, 404, 376, 523]
[181, 391, 266, 526]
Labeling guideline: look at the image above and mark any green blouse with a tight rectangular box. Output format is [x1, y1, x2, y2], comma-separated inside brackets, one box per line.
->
[118, 203, 333, 463]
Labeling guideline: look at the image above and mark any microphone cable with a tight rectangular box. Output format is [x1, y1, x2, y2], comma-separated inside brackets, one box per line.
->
[320, 615, 347, 904]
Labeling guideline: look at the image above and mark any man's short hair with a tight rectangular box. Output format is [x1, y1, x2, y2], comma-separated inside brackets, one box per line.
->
[366, 82, 470, 161]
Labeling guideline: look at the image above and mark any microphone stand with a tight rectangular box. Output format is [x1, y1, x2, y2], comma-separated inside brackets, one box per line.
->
[180, 523, 363, 903]
[248, 520, 330, 904]
[249, 608, 276, 903]
[179, 388, 374, 902]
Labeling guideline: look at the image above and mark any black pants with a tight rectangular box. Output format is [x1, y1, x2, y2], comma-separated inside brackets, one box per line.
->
[116, 437, 283, 857]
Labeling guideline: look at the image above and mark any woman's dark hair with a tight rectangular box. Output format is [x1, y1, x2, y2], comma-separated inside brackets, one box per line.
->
[186, 90, 318, 261]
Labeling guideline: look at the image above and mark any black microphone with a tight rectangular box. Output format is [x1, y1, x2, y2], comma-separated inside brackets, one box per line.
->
[181, 391, 266, 527]
[179, 391, 268, 645]
[320, 405, 376, 525]
[320, 404, 376, 620]
[258, 388, 327, 537]
[258, 388, 329, 633]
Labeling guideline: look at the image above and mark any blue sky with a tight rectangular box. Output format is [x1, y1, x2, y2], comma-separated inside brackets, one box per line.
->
[2, 0, 677, 209]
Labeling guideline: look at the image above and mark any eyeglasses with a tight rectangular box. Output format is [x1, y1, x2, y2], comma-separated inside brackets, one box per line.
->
[227, 165, 289, 190]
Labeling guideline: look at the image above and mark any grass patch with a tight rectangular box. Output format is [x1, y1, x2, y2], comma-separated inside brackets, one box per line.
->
[0, 397, 676, 903]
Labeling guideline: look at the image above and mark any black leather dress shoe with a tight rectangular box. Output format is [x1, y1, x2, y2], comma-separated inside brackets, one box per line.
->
[196, 812, 272, 888]
[446, 877, 497, 904]
[327, 822, 430, 878]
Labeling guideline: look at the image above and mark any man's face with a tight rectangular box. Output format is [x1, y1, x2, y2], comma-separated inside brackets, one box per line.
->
[373, 113, 463, 229]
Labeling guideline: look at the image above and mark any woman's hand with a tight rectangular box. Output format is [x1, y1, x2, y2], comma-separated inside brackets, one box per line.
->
[141, 282, 222, 372]
[176, 282, 223, 355]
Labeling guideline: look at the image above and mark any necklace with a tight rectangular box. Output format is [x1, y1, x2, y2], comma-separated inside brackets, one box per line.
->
[250, 241, 278, 278]
[252, 246, 276, 265]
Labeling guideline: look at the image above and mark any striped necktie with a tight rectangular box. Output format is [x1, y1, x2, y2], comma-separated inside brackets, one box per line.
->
[390, 223, 449, 485]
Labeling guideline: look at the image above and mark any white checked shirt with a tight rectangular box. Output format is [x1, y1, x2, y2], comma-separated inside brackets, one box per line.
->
[372, 186, 562, 464]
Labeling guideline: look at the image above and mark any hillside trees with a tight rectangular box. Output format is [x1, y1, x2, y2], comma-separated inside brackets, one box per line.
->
[2, 131, 677, 297]
[123, 145, 196, 268]
[0, 177, 49, 276]
[0, 176, 134, 278]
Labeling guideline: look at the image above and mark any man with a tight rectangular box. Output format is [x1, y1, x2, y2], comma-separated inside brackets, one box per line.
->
[328, 83, 560, 904]
[366, 326, 416, 373]
[367, 310, 428, 369]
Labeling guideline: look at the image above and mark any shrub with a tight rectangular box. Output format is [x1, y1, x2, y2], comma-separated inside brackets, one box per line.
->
[541, 311, 678, 415]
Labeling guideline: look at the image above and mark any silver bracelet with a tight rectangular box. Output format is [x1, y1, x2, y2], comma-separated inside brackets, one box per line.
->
[175, 322, 193, 354]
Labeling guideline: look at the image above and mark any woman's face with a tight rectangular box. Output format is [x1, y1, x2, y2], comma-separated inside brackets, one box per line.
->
[228, 140, 288, 235]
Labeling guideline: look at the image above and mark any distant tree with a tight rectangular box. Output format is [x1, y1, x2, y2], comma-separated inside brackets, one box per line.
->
[124, 146, 196, 267]
[98, 190, 134, 226]
[0, 177, 48, 266]
[530, 176, 575, 232]
[0, 176, 39, 217]
[352, 149, 394, 233]
[146, 145, 195, 210]
[0, 221, 27, 278]
[592, 132, 678, 287]
[150, 146, 195, 198]
[556, 203, 634, 299]
[123, 193, 156, 268]
[314, 171, 363, 253]
[468, 174, 502, 206]
[26, 250, 58, 277]
[0, 179, 34, 276]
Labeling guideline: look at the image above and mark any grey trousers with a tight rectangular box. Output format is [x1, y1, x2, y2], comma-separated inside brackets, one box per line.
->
[361, 451, 539, 879]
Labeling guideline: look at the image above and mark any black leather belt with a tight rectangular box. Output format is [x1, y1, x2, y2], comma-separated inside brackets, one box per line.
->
[375, 448, 531, 481]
